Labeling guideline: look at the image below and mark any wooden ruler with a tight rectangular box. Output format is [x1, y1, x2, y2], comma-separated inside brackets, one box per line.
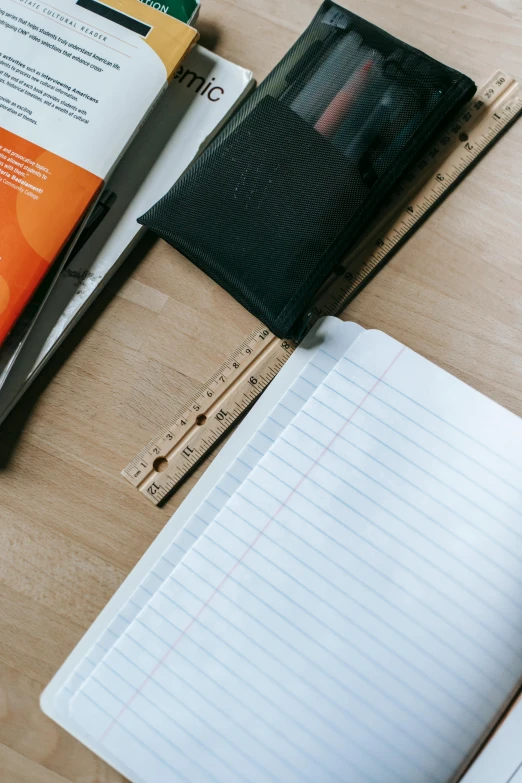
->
[123, 71, 522, 505]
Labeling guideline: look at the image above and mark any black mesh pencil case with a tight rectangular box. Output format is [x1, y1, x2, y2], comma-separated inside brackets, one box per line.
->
[139, 1, 476, 338]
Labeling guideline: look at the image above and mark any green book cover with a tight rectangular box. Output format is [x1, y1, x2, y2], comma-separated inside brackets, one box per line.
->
[138, 0, 198, 23]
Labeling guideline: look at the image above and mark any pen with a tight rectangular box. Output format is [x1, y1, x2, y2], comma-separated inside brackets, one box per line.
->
[290, 31, 363, 124]
[372, 111, 423, 177]
[279, 35, 337, 105]
[314, 57, 374, 138]
[69, 190, 117, 262]
[330, 62, 387, 151]
[343, 86, 398, 162]
[281, 2, 354, 104]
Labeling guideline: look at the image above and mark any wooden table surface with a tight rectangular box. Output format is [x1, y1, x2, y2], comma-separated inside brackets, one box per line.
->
[1, 0, 522, 780]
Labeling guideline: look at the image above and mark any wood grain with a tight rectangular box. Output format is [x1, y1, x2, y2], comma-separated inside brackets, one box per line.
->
[1, 0, 522, 780]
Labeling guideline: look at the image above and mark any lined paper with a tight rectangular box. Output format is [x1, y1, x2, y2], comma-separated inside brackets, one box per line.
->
[71, 330, 522, 783]
[54, 320, 363, 722]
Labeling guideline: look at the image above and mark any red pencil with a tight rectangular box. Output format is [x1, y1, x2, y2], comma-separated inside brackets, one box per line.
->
[314, 58, 374, 138]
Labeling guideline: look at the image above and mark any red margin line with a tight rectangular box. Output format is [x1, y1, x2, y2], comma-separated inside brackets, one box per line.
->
[100, 345, 406, 743]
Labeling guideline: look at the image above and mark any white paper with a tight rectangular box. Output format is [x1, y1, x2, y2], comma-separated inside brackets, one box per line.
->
[71, 330, 522, 783]
[40, 317, 363, 783]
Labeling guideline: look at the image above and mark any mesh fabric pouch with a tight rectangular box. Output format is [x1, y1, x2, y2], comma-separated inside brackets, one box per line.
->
[139, 1, 476, 338]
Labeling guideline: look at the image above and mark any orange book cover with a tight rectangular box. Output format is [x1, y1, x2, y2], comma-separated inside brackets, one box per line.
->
[0, 128, 102, 346]
[0, 0, 197, 347]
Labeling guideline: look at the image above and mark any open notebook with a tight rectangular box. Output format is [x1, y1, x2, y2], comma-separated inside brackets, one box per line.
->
[41, 318, 522, 783]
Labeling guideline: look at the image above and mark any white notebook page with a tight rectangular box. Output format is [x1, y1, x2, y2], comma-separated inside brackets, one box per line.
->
[54, 320, 363, 723]
[71, 329, 522, 783]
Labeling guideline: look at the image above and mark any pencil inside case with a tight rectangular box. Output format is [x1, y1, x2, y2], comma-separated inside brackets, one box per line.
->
[139, 0, 476, 339]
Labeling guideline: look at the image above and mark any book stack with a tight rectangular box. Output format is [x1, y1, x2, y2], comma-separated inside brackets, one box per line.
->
[0, 0, 254, 424]
[0, 0, 198, 349]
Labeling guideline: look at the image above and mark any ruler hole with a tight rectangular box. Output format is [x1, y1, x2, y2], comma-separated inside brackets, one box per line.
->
[196, 414, 207, 426]
[459, 132, 469, 142]
[153, 457, 168, 473]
